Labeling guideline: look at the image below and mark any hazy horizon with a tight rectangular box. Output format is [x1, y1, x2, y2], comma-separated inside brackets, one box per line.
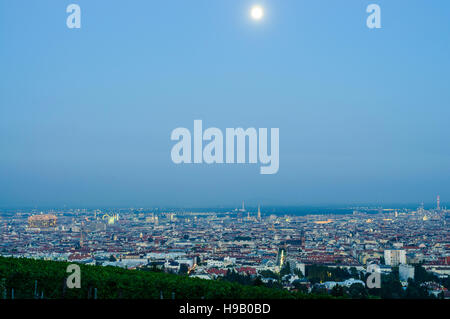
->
[0, 201, 444, 212]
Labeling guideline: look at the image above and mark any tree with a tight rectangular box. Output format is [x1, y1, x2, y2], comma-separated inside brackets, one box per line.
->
[330, 285, 345, 297]
[178, 264, 189, 275]
[347, 283, 368, 299]
[379, 272, 404, 299]
[280, 262, 291, 277]
[259, 270, 279, 280]
[293, 268, 304, 278]
[414, 264, 438, 284]
[253, 276, 264, 287]
[404, 278, 431, 299]
[292, 280, 308, 294]
[349, 267, 359, 278]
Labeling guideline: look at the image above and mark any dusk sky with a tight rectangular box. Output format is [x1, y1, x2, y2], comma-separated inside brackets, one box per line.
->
[1, 1, 450, 208]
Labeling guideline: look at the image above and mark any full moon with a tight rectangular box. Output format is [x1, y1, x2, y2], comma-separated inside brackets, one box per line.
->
[250, 5, 264, 20]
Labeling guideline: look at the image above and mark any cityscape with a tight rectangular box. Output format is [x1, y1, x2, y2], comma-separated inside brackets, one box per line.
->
[1, 197, 449, 299]
[1, 1, 450, 312]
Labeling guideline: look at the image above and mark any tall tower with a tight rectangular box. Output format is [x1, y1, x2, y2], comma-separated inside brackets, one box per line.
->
[276, 247, 287, 268]
[437, 195, 440, 210]
[242, 200, 245, 212]
[79, 228, 84, 248]
[79, 221, 85, 248]
[257, 204, 261, 220]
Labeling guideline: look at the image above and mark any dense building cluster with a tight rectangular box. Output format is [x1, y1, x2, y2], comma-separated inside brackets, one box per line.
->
[1, 204, 449, 296]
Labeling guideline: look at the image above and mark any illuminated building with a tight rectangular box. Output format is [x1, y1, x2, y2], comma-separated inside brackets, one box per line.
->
[102, 213, 119, 225]
[314, 219, 333, 224]
[276, 247, 287, 268]
[384, 249, 406, 266]
[28, 214, 57, 229]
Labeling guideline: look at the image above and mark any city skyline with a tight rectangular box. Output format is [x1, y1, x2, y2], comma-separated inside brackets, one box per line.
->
[1, 0, 450, 306]
[0, 195, 447, 210]
[1, 200, 448, 300]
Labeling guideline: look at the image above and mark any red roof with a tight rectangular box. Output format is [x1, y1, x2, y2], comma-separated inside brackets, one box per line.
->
[68, 253, 91, 260]
[236, 267, 256, 275]
[207, 268, 227, 276]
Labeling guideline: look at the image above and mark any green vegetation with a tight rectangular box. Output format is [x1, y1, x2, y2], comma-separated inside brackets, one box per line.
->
[1, 256, 443, 299]
[0, 256, 321, 299]
[306, 265, 357, 283]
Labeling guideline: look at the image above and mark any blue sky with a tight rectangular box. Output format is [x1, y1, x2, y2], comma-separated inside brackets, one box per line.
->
[1, 1, 450, 208]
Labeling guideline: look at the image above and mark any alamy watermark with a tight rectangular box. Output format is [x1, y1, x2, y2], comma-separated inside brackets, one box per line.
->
[366, 264, 381, 289]
[66, 264, 81, 289]
[366, 4, 382, 29]
[66, 4, 81, 29]
[170, 120, 279, 174]
[65, 3, 382, 30]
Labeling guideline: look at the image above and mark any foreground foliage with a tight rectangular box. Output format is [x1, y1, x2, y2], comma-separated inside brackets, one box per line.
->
[0, 256, 325, 299]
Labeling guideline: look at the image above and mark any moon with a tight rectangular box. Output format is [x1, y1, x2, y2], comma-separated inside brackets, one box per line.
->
[250, 5, 264, 20]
